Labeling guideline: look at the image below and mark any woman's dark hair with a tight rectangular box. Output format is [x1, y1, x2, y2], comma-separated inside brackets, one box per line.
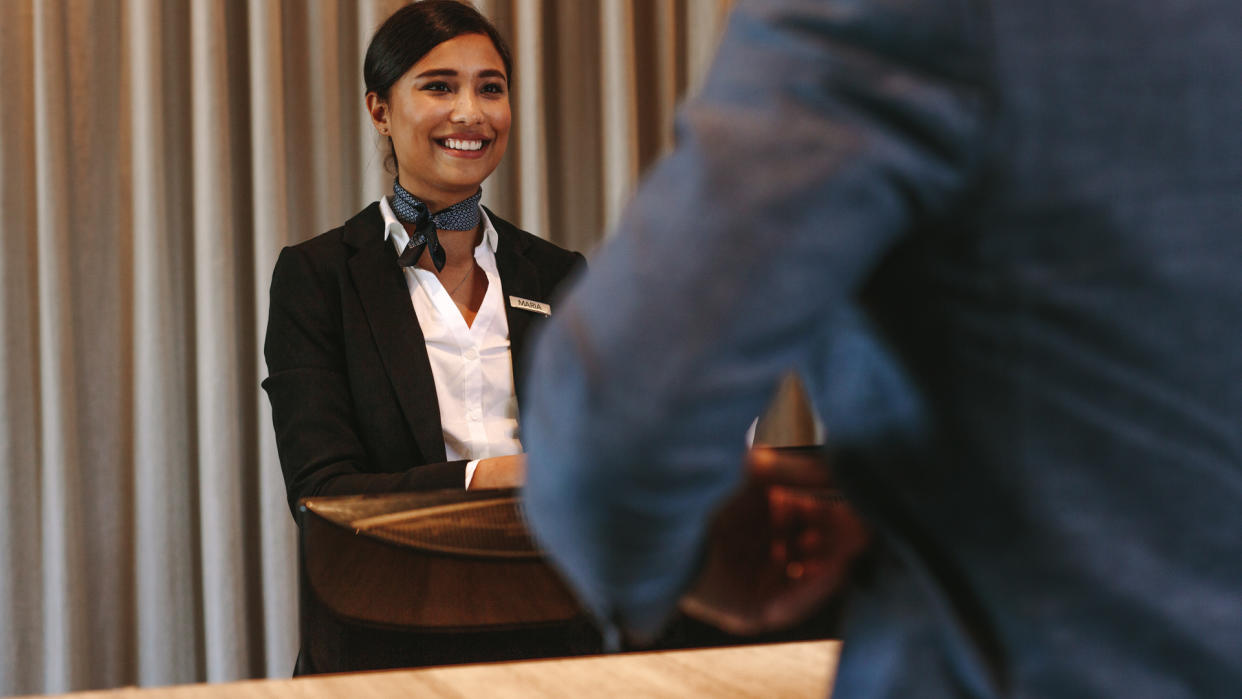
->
[365, 0, 512, 98]
[365, 1, 512, 175]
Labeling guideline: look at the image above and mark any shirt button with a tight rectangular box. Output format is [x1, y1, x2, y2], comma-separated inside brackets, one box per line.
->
[468, 409, 481, 421]
[464, 348, 479, 361]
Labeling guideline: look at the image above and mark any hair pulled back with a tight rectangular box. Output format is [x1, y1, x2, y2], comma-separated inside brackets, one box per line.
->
[367, 2, 510, 98]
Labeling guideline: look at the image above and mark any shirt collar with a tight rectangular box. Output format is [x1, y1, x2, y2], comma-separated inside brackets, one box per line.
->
[380, 195, 498, 256]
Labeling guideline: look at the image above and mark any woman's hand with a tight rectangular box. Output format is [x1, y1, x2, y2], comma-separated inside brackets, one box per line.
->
[468, 453, 527, 490]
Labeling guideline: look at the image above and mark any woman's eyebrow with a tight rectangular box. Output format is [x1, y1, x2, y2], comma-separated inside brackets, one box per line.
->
[415, 68, 507, 80]
[415, 68, 458, 79]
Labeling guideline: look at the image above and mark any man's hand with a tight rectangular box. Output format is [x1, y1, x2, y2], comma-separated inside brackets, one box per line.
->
[679, 446, 872, 635]
[468, 453, 527, 490]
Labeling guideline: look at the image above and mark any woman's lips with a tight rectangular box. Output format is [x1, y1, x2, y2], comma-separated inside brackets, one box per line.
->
[437, 137, 490, 158]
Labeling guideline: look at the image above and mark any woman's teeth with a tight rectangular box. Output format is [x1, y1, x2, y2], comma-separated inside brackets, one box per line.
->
[444, 139, 484, 151]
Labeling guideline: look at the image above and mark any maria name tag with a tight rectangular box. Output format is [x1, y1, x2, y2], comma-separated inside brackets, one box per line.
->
[509, 296, 551, 316]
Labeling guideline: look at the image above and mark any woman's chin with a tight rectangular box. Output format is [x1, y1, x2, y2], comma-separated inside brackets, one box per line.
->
[400, 160, 501, 201]
[439, 167, 499, 192]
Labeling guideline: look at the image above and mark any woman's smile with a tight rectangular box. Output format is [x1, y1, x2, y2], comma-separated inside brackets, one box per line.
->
[435, 132, 493, 158]
[439, 137, 488, 153]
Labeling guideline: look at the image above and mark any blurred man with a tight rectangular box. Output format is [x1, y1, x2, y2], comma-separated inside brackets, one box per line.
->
[522, 0, 1242, 696]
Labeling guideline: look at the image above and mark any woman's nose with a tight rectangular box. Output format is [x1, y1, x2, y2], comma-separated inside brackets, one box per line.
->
[450, 91, 483, 124]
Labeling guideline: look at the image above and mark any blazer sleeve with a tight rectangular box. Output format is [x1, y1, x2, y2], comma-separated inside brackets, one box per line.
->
[263, 244, 468, 518]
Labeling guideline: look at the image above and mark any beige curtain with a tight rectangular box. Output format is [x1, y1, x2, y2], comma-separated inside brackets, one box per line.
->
[0, 0, 734, 693]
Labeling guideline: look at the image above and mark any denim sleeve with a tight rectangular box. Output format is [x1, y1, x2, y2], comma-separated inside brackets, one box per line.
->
[521, 0, 990, 639]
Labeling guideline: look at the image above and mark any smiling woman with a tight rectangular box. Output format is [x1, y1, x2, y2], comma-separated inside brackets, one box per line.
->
[260, 0, 591, 676]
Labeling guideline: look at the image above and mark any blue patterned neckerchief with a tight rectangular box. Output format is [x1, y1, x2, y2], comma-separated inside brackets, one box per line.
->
[391, 182, 483, 272]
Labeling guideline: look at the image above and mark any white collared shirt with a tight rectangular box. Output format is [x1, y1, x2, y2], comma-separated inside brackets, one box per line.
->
[380, 196, 522, 487]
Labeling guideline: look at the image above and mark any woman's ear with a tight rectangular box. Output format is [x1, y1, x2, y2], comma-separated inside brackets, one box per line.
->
[365, 92, 390, 135]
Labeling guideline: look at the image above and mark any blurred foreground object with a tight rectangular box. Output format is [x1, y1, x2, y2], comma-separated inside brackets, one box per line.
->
[522, 0, 1242, 695]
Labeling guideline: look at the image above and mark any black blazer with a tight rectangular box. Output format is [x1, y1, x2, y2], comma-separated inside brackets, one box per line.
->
[263, 202, 585, 516]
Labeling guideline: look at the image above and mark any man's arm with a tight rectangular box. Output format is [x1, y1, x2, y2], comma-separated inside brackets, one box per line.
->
[522, 0, 990, 640]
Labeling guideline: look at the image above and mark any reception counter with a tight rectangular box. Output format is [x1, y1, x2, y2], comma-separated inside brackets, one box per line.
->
[31, 640, 839, 699]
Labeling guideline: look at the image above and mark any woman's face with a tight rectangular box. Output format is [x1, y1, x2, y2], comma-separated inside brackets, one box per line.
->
[368, 33, 511, 208]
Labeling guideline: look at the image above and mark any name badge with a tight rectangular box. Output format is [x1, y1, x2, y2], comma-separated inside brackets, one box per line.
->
[509, 296, 551, 316]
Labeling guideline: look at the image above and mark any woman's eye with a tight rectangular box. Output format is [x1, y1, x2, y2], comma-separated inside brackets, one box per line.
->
[422, 81, 451, 92]
[481, 83, 506, 95]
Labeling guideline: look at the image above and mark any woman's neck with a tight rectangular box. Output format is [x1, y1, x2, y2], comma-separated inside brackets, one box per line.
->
[433, 225, 484, 259]
[402, 222, 483, 272]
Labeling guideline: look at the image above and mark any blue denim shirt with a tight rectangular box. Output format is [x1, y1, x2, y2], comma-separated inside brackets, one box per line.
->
[523, 1, 1242, 696]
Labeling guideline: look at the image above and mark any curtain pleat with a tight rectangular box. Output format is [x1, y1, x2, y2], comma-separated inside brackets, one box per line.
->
[356, 1, 403, 206]
[0, 4, 43, 695]
[33, 0, 88, 691]
[246, 0, 299, 679]
[0, 1, 734, 693]
[651, 0, 680, 158]
[600, 0, 637, 232]
[188, 0, 263, 682]
[511, 0, 550, 238]
[543, 1, 600, 253]
[304, 0, 347, 226]
[127, 0, 202, 688]
[686, 0, 731, 93]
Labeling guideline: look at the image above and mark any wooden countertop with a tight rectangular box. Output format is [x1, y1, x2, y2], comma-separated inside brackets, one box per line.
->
[33, 640, 840, 699]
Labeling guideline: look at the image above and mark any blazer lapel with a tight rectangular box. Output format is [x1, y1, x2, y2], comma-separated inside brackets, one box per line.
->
[490, 211, 543, 407]
[344, 204, 447, 463]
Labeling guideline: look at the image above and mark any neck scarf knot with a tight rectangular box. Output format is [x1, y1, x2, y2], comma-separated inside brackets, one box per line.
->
[391, 182, 482, 271]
